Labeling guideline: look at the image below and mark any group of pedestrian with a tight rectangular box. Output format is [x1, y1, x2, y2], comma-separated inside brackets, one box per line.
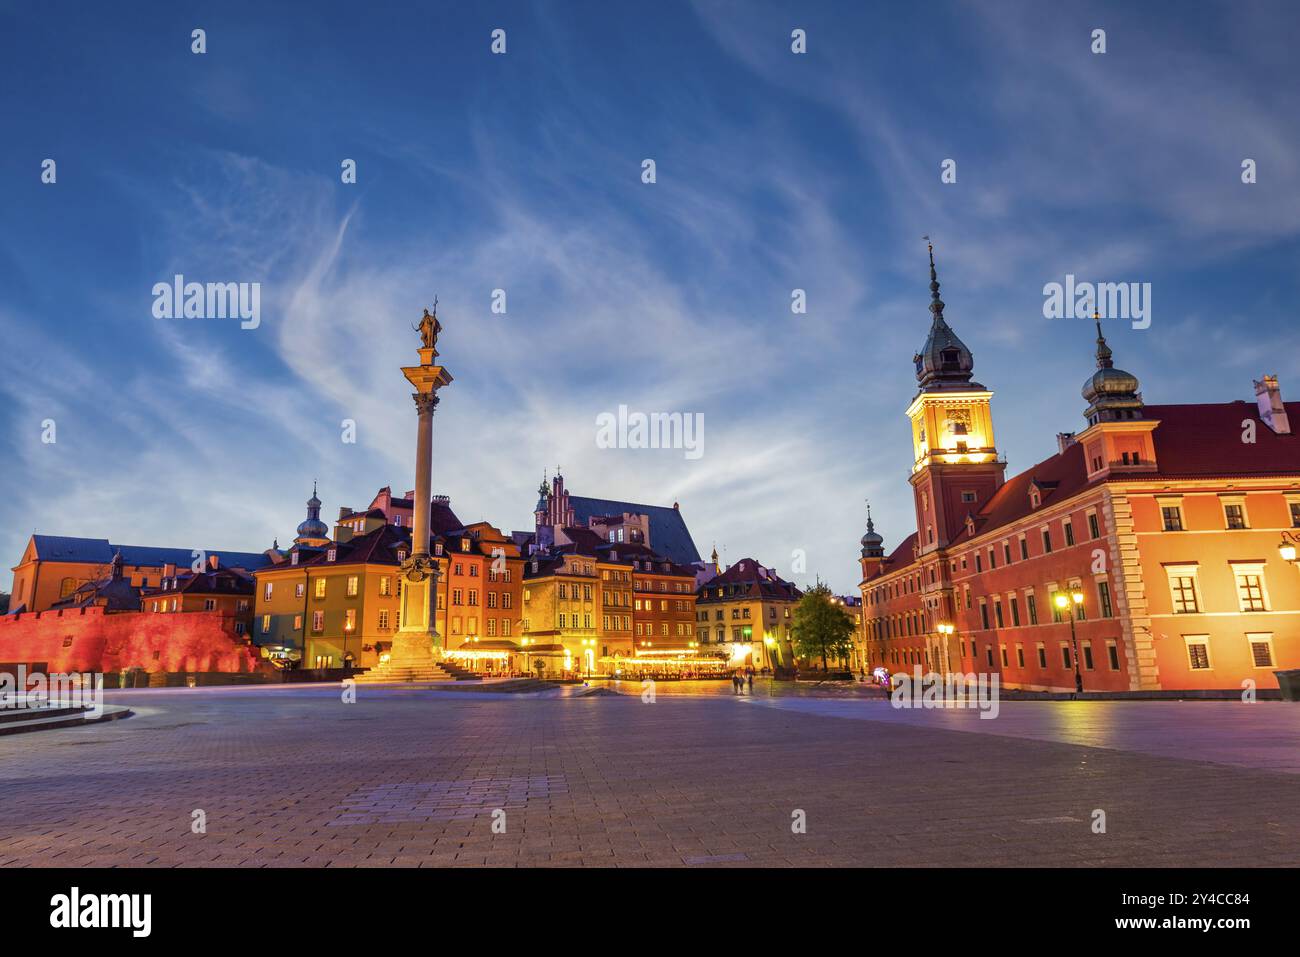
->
[731, 666, 755, 695]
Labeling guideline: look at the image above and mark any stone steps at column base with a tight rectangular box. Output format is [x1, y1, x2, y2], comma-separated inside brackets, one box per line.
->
[354, 659, 479, 682]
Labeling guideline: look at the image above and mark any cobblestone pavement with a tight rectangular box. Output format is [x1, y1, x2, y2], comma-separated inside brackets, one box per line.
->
[0, 683, 1296, 867]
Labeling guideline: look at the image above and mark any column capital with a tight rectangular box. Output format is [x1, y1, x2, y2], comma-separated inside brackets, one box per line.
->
[412, 392, 440, 415]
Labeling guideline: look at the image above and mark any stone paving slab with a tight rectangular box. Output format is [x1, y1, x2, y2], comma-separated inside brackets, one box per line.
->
[0, 686, 1296, 867]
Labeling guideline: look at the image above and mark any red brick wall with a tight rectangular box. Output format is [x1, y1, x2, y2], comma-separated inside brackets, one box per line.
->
[0, 607, 261, 674]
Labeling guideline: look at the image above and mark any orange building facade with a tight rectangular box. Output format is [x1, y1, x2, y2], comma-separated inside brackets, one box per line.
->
[860, 249, 1300, 692]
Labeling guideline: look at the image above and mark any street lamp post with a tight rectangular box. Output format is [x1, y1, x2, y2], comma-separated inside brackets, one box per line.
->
[936, 622, 955, 675]
[1054, 591, 1086, 694]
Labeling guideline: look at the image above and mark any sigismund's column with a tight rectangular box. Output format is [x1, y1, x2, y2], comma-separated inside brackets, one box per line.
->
[386, 306, 453, 671]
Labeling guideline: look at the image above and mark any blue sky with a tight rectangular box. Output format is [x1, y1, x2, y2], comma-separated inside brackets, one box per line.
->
[3, 0, 1299, 594]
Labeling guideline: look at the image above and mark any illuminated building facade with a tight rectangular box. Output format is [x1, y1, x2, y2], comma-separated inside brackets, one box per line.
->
[695, 558, 801, 671]
[860, 248, 1300, 691]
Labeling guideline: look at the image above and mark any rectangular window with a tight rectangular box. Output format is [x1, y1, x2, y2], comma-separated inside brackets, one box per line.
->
[263, 583, 273, 602]
[1168, 572, 1200, 614]
[1223, 503, 1247, 530]
[345, 609, 356, 631]
[1291, 502, 1300, 528]
[1042, 529, 1053, 553]
[1233, 567, 1268, 612]
[1019, 537, 1028, 561]
[346, 575, 358, 597]
[1061, 644, 1072, 669]
[975, 553, 983, 573]
[203, 598, 216, 611]
[1161, 505, 1184, 531]
[1098, 581, 1113, 618]
[379, 577, 391, 596]
[1107, 641, 1120, 670]
[1088, 512, 1100, 540]
[1009, 597, 1021, 627]
[378, 609, 389, 629]
[979, 602, 990, 630]
[1016, 645, 1025, 668]
[295, 583, 304, 599]
[261, 614, 271, 633]
[1063, 521, 1075, 547]
[1027, 593, 1038, 625]
[1185, 636, 1211, 670]
[985, 646, 994, 667]
[994, 600, 1004, 629]
[1036, 643, 1047, 668]
[314, 577, 326, 599]
[311, 610, 324, 633]
[1000, 645, 1008, 667]
[1003, 542, 1012, 565]
[1082, 644, 1094, 670]
[1247, 634, 1274, 668]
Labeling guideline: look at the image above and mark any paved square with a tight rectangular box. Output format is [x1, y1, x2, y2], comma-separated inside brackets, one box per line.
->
[0, 681, 1297, 867]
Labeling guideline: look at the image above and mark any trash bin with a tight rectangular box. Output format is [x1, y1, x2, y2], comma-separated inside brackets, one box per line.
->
[1275, 670, 1300, 702]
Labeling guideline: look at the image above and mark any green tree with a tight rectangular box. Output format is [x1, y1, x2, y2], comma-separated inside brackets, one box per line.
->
[791, 581, 856, 671]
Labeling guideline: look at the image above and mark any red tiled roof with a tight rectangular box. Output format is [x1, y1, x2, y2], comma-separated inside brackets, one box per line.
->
[1145, 401, 1300, 476]
[971, 440, 1094, 539]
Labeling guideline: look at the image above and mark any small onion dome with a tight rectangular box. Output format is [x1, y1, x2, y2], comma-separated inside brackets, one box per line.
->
[296, 516, 329, 539]
[1081, 317, 1143, 423]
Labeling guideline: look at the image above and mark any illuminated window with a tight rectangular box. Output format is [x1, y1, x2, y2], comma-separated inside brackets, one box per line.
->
[1165, 566, 1201, 614]
[346, 575, 358, 597]
[314, 577, 326, 599]
[1232, 564, 1269, 612]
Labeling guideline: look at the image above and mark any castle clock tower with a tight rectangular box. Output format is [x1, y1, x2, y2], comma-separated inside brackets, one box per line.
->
[906, 243, 1006, 554]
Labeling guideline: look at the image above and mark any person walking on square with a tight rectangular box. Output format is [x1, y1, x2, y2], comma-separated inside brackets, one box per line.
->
[745, 665, 755, 694]
[732, 671, 742, 695]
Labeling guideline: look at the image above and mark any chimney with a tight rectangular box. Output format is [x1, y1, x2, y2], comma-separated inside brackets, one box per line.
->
[404, 490, 416, 499]
[1255, 375, 1291, 435]
[163, 562, 177, 578]
[1056, 432, 1076, 454]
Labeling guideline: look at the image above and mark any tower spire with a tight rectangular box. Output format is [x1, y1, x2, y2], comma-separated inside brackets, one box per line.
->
[925, 236, 945, 323]
[1093, 307, 1114, 369]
